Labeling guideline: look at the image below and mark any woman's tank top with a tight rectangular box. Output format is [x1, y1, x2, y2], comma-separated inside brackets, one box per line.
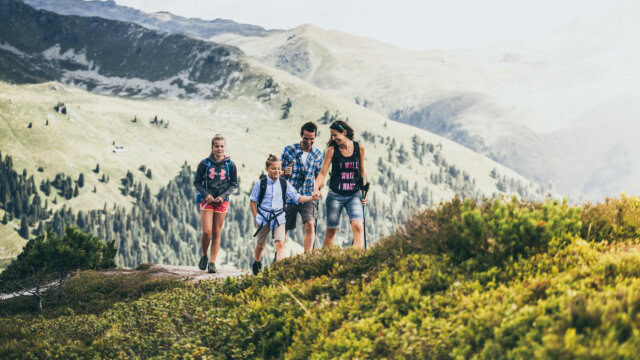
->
[329, 141, 362, 195]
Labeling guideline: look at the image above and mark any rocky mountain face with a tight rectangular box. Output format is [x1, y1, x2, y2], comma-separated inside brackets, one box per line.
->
[21, 0, 274, 38]
[0, 0, 249, 98]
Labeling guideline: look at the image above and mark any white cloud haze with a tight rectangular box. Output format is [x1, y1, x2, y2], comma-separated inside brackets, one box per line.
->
[115, 0, 614, 50]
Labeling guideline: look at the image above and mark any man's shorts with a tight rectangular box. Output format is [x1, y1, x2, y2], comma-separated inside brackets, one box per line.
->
[285, 200, 317, 231]
[199, 200, 229, 213]
[255, 224, 285, 247]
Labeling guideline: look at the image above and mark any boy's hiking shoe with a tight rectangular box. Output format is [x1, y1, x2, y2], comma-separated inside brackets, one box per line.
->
[252, 260, 262, 275]
[207, 262, 216, 274]
[198, 255, 208, 271]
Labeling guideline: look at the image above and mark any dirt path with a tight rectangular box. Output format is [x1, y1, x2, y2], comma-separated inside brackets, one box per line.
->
[147, 264, 249, 282]
[0, 265, 249, 300]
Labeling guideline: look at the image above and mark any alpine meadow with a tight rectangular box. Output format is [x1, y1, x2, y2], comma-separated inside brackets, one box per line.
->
[1, 0, 639, 358]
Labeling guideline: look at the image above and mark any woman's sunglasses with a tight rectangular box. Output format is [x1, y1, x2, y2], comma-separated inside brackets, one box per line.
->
[330, 123, 345, 132]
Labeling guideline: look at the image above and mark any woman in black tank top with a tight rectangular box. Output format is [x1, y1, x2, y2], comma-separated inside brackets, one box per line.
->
[314, 121, 368, 249]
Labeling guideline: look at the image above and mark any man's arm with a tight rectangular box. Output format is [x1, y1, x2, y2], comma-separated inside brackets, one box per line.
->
[281, 147, 293, 178]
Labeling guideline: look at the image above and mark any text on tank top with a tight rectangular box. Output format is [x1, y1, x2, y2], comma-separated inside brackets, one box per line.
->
[330, 141, 361, 195]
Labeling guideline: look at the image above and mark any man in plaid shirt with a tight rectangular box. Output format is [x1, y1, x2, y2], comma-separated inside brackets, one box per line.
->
[281, 122, 324, 252]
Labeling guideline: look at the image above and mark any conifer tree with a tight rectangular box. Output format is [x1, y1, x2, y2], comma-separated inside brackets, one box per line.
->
[19, 216, 29, 238]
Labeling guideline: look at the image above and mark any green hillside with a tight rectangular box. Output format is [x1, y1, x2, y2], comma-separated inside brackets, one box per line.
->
[2, 195, 639, 358]
[0, 76, 549, 271]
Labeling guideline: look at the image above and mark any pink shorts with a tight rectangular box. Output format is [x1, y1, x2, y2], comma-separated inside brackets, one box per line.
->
[199, 200, 229, 213]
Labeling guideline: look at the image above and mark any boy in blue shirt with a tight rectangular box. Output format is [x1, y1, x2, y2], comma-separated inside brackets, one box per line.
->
[250, 154, 320, 275]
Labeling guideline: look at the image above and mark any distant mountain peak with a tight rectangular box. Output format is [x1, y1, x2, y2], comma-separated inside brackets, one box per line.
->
[0, 0, 248, 99]
[21, 0, 275, 38]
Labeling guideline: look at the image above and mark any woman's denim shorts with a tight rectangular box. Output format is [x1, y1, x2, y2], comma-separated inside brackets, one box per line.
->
[325, 189, 364, 229]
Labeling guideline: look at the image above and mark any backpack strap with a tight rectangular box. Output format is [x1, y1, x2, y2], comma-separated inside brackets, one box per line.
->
[224, 159, 231, 200]
[279, 178, 287, 206]
[203, 158, 212, 179]
[257, 177, 268, 206]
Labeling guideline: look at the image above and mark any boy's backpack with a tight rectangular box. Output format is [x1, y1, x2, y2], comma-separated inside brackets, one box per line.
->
[257, 173, 287, 209]
[195, 158, 231, 203]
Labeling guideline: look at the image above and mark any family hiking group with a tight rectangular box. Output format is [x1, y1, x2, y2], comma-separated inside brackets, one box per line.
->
[193, 121, 370, 275]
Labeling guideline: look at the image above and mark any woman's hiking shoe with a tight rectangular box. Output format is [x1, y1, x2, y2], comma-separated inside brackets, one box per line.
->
[207, 262, 216, 274]
[198, 255, 208, 271]
[252, 260, 262, 275]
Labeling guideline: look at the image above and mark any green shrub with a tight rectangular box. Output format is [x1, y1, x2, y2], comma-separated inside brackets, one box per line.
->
[582, 194, 640, 242]
[398, 196, 582, 268]
[0, 226, 117, 311]
[3, 196, 640, 359]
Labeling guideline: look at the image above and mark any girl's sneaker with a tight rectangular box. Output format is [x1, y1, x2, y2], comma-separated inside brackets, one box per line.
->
[208, 262, 216, 274]
[199, 255, 208, 270]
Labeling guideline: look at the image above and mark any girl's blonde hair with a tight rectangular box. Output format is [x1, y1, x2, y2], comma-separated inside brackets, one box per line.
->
[211, 134, 225, 145]
[265, 154, 280, 168]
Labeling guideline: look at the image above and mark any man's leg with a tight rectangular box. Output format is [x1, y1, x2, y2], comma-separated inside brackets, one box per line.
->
[301, 201, 317, 252]
[303, 220, 314, 252]
[284, 203, 298, 245]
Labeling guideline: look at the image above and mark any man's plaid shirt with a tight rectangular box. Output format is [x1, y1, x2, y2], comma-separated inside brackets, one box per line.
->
[281, 143, 323, 203]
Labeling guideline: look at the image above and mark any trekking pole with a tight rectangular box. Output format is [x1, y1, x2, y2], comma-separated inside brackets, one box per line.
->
[361, 183, 370, 250]
[312, 199, 318, 250]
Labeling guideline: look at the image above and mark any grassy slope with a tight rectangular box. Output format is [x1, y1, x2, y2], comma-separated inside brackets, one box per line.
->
[0, 61, 539, 264]
[0, 209, 23, 264]
[1, 195, 639, 358]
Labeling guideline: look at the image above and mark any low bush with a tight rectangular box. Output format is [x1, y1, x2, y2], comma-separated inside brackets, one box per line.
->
[2, 196, 640, 359]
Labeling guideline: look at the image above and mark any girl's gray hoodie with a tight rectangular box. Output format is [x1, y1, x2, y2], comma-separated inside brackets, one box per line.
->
[194, 154, 238, 201]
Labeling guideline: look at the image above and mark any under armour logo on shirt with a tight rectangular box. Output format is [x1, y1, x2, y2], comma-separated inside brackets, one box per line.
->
[209, 168, 227, 179]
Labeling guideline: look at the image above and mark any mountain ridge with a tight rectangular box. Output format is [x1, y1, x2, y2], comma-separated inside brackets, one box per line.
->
[0, 0, 249, 99]
[209, 4, 640, 200]
[21, 0, 275, 38]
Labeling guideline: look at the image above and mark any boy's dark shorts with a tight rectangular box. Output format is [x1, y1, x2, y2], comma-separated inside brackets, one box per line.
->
[285, 201, 317, 230]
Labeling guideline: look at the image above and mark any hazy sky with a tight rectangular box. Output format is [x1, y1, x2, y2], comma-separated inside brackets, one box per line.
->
[115, 0, 615, 50]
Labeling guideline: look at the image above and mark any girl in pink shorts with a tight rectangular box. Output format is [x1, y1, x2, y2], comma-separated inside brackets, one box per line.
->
[193, 134, 238, 273]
